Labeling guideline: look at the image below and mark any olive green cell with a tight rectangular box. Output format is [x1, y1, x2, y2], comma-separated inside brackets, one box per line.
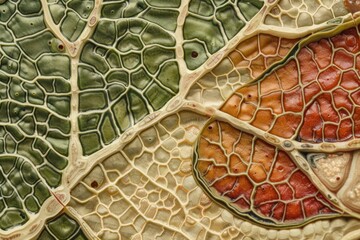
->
[183, 41, 208, 70]
[146, 0, 180, 8]
[216, 5, 245, 39]
[38, 230, 56, 240]
[39, 166, 61, 188]
[8, 14, 46, 38]
[0, 24, 13, 42]
[18, 32, 54, 59]
[48, 1, 66, 24]
[157, 61, 180, 92]
[18, 116, 36, 135]
[8, 169, 31, 198]
[9, 102, 33, 123]
[0, 140, 4, 153]
[101, 2, 128, 19]
[5, 192, 22, 209]
[105, 49, 122, 68]
[22, 161, 40, 185]
[78, 113, 101, 131]
[79, 91, 107, 111]
[124, 19, 147, 35]
[37, 125, 48, 136]
[46, 131, 70, 156]
[60, 11, 86, 42]
[80, 132, 101, 155]
[145, 83, 174, 110]
[18, 0, 41, 15]
[188, 0, 214, 16]
[34, 108, 50, 122]
[47, 95, 71, 117]
[0, 84, 7, 100]
[24, 196, 40, 213]
[78, 66, 105, 90]
[111, 97, 131, 132]
[238, 0, 264, 21]
[184, 16, 224, 53]
[122, 52, 141, 70]
[131, 67, 152, 90]
[100, 113, 117, 144]
[81, 43, 109, 74]
[0, 156, 16, 174]
[117, 34, 143, 52]
[141, 25, 176, 47]
[4, 135, 15, 153]
[40, 213, 88, 240]
[0, 106, 7, 124]
[142, 9, 178, 32]
[54, 79, 71, 93]
[38, 79, 54, 93]
[46, 148, 68, 170]
[34, 138, 50, 155]
[19, 56, 38, 81]
[0, 1, 16, 22]
[68, 0, 94, 18]
[5, 125, 24, 142]
[93, 20, 116, 45]
[0, 210, 28, 230]
[144, 46, 175, 74]
[123, 0, 147, 18]
[129, 90, 149, 123]
[106, 71, 129, 85]
[34, 182, 51, 205]
[23, 82, 45, 105]
[1, 57, 18, 74]
[49, 115, 71, 134]
[107, 84, 126, 101]
[18, 139, 44, 165]
[1, 45, 20, 60]
[38, 55, 70, 79]
[9, 79, 26, 103]
[1, 182, 14, 196]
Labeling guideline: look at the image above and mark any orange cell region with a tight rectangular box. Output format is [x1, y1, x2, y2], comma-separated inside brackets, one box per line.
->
[195, 121, 339, 225]
[221, 27, 360, 143]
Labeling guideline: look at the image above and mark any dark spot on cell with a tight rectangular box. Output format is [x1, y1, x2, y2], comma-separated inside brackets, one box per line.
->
[58, 44, 64, 51]
[208, 125, 213, 130]
[336, 176, 340, 181]
[191, 51, 198, 58]
[247, 94, 252, 98]
[91, 181, 98, 188]
[20, 212, 26, 219]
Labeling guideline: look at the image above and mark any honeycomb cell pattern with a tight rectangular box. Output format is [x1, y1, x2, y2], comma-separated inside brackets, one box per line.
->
[1, 0, 360, 240]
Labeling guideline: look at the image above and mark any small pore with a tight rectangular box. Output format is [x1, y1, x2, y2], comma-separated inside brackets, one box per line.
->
[191, 51, 198, 58]
[208, 125, 213, 130]
[91, 180, 99, 188]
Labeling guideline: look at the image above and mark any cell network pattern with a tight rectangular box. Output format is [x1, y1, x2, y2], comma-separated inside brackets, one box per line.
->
[1, 0, 360, 239]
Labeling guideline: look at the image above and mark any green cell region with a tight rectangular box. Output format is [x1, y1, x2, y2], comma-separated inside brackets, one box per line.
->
[100, 0, 179, 32]
[184, 0, 264, 69]
[48, 0, 95, 41]
[0, 0, 72, 197]
[38, 213, 88, 240]
[0, 156, 51, 230]
[78, 19, 180, 155]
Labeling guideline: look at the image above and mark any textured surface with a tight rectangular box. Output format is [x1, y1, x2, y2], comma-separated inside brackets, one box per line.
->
[1, 0, 360, 240]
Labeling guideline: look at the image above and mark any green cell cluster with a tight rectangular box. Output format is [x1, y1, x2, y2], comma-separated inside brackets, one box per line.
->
[47, 0, 95, 42]
[0, 156, 50, 230]
[38, 213, 88, 240]
[0, 0, 71, 229]
[78, 1, 181, 156]
[183, 0, 264, 70]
